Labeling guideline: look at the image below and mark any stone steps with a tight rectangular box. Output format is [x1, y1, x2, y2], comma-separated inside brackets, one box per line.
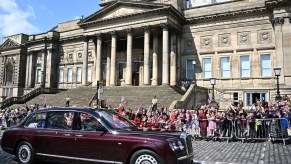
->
[24, 86, 183, 109]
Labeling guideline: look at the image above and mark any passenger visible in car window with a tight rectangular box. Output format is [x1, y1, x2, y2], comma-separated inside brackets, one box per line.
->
[72, 112, 82, 130]
[80, 113, 100, 131]
[24, 113, 47, 128]
[64, 112, 74, 126]
[46, 111, 72, 130]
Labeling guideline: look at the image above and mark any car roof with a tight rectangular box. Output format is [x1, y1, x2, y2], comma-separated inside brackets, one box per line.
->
[32, 107, 109, 115]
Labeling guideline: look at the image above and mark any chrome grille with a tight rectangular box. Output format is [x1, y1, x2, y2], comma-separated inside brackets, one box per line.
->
[180, 133, 193, 155]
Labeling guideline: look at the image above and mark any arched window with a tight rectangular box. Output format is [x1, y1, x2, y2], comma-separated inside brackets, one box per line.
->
[5, 63, 14, 85]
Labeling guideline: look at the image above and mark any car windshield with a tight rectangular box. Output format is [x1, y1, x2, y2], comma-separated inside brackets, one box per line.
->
[96, 110, 137, 130]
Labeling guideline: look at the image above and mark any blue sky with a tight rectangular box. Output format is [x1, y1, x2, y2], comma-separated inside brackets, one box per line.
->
[0, 0, 101, 43]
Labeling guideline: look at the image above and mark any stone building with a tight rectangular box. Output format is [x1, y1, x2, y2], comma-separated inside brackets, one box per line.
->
[0, 0, 290, 109]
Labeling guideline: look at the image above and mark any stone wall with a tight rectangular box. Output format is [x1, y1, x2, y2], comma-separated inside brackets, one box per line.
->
[58, 19, 81, 32]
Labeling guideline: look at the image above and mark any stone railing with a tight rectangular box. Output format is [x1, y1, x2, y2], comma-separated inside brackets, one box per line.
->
[169, 84, 209, 109]
[0, 88, 60, 109]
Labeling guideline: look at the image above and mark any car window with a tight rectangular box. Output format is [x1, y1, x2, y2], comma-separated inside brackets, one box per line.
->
[24, 112, 47, 128]
[46, 111, 74, 130]
[97, 110, 135, 129]
[79, 112, 100, 131]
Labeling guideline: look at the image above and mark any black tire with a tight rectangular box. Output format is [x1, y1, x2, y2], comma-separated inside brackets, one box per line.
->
[130, 149, 164, 164]
[16, 141, 35, 164]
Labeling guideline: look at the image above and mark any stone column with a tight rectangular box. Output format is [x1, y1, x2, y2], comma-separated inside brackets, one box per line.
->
[152, 33, 158, 86]
[96, 33, 102, 84]
[25, 53, 30, 87]
[30, 53, 36, 88]
[177, 32, 181, 81]
[282, 16, 291, 84]
[170, 31, 177, 86]
[41, 48, 47, 87]
[110, 31, 117, 86]
[273, 17, 285, 83]
[125, 28, 133, 86]
[161, 23, 169, 85]
[46, 49, 52, 88]
[144, 25, 150, 85]
[82, 36, 89, 86]
[106, 42, 111, 87]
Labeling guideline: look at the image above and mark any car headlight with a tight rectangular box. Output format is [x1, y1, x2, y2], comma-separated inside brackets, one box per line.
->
[169, 140, 185, 151]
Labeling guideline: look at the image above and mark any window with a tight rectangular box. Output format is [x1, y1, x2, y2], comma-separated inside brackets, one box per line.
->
[261, 54, 271, 76]
[240, 56, 250, 77]
[59, 68, 64, 83]
[24, 112, 47, 128]
[77, 67, 82, 83]
[203, 58, 211, 78]
[87, 66, 92, 82]
[118, 62, 126, 79]
[245, 92, 268, 107]
[5, 63, 13, 84]
[46, 111, 74, 130]
[186, 59, 195, 80]
[221, 57, 230, 78]
[67, 68, 72, 82]
[36, 69, 42, 83]
[79, 112, 100, 131]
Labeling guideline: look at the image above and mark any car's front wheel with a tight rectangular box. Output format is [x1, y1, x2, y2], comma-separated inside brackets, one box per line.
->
[130, 149, 164, 164]
[16, 141, 35, 164]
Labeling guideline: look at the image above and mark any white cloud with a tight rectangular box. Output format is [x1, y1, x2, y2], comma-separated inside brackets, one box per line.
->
[0, 0, 40, 37]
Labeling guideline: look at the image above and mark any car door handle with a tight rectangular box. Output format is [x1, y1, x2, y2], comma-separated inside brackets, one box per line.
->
[63, 134, 71, 136]
[75, 135, 83, 137]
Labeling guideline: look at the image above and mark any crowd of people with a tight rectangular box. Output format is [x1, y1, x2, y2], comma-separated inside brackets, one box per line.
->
[0, 103, 39, 129]
[1, 95, 291, 142]
[112, 96, 291, 141]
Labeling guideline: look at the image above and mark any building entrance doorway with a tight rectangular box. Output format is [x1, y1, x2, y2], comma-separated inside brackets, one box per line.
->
[132, 61, 143, 86]
[132, 73, 139, 86]
[245, 92, 267, 107]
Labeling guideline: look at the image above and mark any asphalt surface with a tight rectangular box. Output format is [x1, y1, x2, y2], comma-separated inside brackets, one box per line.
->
[1, 128, 291, 164]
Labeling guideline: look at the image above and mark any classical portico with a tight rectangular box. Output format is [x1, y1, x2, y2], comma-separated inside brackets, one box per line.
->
[81, 24, 178, 87]
[79, 1, 184, 87]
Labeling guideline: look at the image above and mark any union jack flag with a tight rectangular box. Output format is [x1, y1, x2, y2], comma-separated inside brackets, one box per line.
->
[41, 96, 46, 101]
[121, 96, 125, 103]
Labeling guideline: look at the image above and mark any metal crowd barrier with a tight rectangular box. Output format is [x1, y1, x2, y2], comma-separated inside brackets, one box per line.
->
[188, 118, 291, 145]
[133, 117, 291, 145]
[235, 118, 291, 145]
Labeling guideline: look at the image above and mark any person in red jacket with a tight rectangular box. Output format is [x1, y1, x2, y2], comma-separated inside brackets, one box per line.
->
[198, 107, 208, 138]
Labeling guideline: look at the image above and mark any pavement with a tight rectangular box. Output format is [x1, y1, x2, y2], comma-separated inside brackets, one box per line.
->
[192, 140, 291, 164]
[1, 128, 291, 164]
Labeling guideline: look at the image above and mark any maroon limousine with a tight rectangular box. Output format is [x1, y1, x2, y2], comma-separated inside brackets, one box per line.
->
[1, 108, 193, 164]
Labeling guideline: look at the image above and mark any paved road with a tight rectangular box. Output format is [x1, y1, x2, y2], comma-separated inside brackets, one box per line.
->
[1, 128, 291, 164]
[193, 140, 291, 164]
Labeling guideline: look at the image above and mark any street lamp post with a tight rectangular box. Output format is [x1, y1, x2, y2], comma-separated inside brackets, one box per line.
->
[209, 78, 218, 108]
[274, 68, 282, 101]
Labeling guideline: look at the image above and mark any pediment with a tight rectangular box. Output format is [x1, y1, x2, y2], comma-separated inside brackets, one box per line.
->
[0, 38, 21, 50]
[102, 6, 151, 19]
[81, 1, 168, 24]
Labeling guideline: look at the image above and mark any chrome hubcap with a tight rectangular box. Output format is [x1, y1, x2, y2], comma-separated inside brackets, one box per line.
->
[135, 154, 157, 164]
[18, 145, 31, 163]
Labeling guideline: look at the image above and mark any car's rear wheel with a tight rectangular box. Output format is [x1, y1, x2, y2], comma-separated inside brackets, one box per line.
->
[16, 141, 35, 164]
[130, 149, 164, 164]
